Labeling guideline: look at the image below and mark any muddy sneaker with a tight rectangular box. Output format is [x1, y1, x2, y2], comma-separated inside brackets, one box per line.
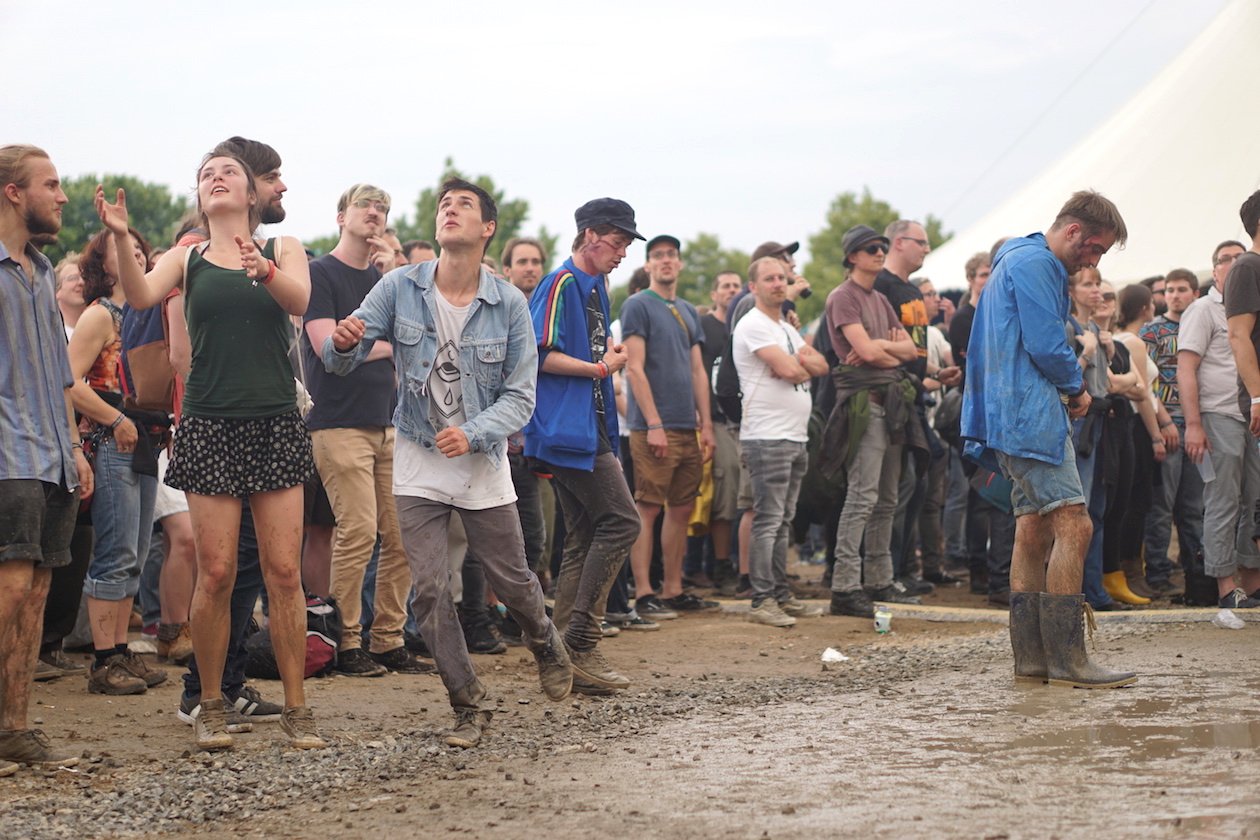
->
[194, 699, 234, 752]
[462, 616, 507, 655]
[446, 708, 492, 748]
[566, 645, 630, 690]
[662, 593, 721, 612]
[281, 706, 327, 750]
[33, 658, 65, 682]
[779, 598, 823, 618]
[830, 588, 875, 619]
[37, 649, 85, 680]
[606, 611, 660, 631]
[868, 581, 922, 605]
[600, 621, 621, 637]
[88, 654, 147, 695]
[227, 684, 283, 722]
[0, 729, 79, 768]
[178, 693, 255, 733]
[571, 677, 618, 697]
[370, 646, 437, 675]
[748, 600, 797, 628]
[531, 625, 573, 701]
[635, 594, 679, 621]
[0, 758, 16, 777]
[122, 650, 167, 688]
[334, 647, 388, 677]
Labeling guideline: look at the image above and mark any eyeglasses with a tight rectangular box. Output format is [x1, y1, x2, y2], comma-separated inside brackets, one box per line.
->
[859, 242, 889, 256]
[353, 199, 390, 213]
[1101, 292, 1116, 301]
[1216, 252, 1240, 266]
[922, 290, 939, 298]
[899, 236, 929, 247]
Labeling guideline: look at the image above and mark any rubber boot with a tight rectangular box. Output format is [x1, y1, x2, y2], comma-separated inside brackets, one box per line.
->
[1008, 592, 1047, 683]
[1122, 556, 1159, 600]
[1040, 593, 1136, 689]
[445, 679, 493, 748]
[1103, 570, 1151, 606]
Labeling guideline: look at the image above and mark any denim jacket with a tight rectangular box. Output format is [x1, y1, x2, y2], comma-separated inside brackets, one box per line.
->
[322, 260, 537, 466]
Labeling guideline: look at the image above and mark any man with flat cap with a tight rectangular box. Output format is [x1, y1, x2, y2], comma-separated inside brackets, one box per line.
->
[526, 198, 643, 694]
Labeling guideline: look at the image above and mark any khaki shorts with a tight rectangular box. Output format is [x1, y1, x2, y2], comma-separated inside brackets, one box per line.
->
[629, 429, 703, 507]
[709, 422, 741, 522]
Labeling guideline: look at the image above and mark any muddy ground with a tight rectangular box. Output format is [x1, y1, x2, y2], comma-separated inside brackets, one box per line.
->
[5, 569, 1259, 839]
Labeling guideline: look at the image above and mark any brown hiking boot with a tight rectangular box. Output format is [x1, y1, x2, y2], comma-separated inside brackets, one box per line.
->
[0, 729, 79, 768]
[88, 654, 147, 695]
[565, 644, 630, 690]
[121, 650, 167, 688]
[157, 623, 194, 665]
[445, 680, 492, 748]
[530, 624, 573, 701]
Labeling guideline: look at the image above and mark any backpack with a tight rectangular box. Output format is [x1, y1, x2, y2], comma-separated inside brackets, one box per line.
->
[118, 301, 176, 412]
[713, 329, 743, 424]
[244, 595, 343, 679]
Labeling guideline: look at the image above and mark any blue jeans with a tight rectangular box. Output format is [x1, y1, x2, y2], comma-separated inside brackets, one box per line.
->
[183, 500, 263, 698]
[85, 437, 157, 601]
[744, 439, 808, 606]
[1072, 417, 1110, 607]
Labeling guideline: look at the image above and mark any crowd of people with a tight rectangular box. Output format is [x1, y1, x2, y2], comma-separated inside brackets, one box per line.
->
[4, 137, 1260, 774]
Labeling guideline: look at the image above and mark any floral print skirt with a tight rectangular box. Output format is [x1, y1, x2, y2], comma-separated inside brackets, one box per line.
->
[166, 410, 314, 498]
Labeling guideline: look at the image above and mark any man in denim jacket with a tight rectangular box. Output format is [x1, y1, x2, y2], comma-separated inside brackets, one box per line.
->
[324, 178, 571, 748]
[962, 190, 1135, 690]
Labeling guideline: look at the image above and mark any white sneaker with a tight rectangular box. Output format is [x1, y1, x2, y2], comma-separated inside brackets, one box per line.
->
[748, 600, 796, 628]
[1212, 608, 1246, 630]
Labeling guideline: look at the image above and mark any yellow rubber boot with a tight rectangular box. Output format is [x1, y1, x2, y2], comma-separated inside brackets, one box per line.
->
[1103, 570, 1151, 605]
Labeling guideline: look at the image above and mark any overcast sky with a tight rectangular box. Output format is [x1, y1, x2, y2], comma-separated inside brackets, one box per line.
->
[13, 0, 1228, 288]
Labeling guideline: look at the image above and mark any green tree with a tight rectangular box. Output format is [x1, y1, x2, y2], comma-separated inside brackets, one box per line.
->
[302, 233, 340, 257]
[49, 174, 190, 263]
[798, 187, 950, 323]
[392, 157, 559, 271]
[677, 233, 750, 307]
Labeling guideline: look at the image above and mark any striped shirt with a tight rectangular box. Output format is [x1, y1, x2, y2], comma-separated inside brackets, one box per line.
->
[0, 241, 78, 488]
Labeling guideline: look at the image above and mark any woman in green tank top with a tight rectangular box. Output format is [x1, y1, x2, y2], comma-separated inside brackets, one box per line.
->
[95, 151, 325, 751]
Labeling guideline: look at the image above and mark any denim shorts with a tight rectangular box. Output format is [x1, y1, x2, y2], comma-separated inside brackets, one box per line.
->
[994, 436, 1086, 517]
[0, 479, 79, 568]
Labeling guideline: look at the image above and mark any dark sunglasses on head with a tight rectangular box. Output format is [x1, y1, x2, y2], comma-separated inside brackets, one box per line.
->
[861, 242, 889, 256]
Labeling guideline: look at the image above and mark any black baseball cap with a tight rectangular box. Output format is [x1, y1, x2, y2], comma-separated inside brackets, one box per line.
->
[645, 234, 681, 256]
[751, 240, 800, 262]
[574, 198, 645, 241]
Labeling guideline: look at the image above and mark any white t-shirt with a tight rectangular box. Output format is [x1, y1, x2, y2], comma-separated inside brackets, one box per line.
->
[926, 324, 949, 425]
[393, 291, 516, 509]
[732, 307, 811, 442]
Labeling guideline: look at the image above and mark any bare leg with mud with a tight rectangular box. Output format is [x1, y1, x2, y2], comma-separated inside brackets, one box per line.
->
[0, 563, 51, 730]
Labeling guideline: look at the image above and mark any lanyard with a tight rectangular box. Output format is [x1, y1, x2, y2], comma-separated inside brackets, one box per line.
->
[642, 289, 689, 334]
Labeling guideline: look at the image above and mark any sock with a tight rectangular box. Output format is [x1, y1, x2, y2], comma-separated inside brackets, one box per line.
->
[115, 643, 129, 658]
[93, 648, 115, 669]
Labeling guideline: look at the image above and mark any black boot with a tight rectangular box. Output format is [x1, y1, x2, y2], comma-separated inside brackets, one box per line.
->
[1008, 592, 1047, 683]
[1039, 593, 1136, 689]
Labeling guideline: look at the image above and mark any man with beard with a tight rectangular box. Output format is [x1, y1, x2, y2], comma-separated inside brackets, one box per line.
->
[0, 144, 92, 773]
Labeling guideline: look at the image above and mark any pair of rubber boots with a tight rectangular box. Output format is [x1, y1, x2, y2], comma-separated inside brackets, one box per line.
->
[1009, 592, 1136, 688]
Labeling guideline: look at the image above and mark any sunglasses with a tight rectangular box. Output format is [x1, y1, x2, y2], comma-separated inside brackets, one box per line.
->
[859, 242, 889, 256]
[1101, 292, 1116, 301]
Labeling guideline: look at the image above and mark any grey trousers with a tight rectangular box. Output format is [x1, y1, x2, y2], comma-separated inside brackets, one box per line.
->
[1199, 413, 1260, 578]
[832, 406, 901, 593]
[395, 496, 554, 702]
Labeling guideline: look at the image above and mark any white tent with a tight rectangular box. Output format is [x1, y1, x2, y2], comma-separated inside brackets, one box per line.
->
[921, 0, 1260, 290]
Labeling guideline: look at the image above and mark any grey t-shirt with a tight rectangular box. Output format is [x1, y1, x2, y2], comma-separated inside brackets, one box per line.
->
[1178, 289, 1243, 421]
[620, 290, 704, 431]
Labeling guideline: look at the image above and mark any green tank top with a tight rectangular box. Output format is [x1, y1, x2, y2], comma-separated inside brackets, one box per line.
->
[181, 239, 298, 419]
